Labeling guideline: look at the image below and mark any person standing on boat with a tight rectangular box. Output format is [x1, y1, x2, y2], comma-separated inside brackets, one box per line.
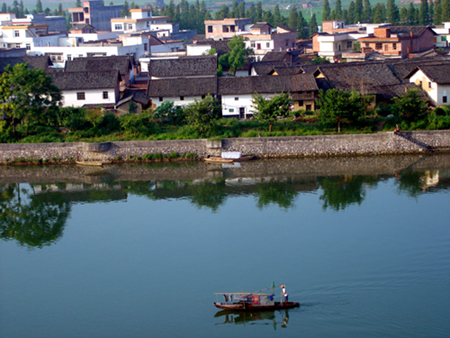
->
[281, 285, 288, 303]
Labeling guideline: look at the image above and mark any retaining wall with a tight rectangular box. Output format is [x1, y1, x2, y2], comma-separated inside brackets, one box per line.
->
[0, 131, 449, 163]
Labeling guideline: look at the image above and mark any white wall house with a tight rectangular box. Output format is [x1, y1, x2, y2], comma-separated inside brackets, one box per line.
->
[221, 93, 262, 119]
[313, 32, 368, 59]
[0, 24, 65, 51]
[52, 70, 121, 108]
[432, 22, 450, 48]
[408, 65, 450, 106]
[111, 8, 169, 33]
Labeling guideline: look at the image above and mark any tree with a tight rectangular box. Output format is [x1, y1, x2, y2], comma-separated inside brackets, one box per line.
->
[335, 0, 343, 19]
[309, 13, 318, 35]
[323, 0, 331, 21]
[288, 5, 298, 30]
[392, 88, 429, 122]
[387, 0, 400, 25]
[363, 0, 372, 22]
[317, 88, 369, 132]
[215, 4, 229, 19]
[246, 2, 256, 23]
[121, 0, 130, 16]
[373, 3, 386, 23]
[1, 3, 6, 13]
[408, 3, 417, 24]
[442, 0, 450, 21]
[184, 94, 221, 134]
[355, 0, 363, 22]
[348, 1, 356, 24]
[223, 35, 252, 75]
[252, 92, 292, 132]
[434, 0, 442, 24]
[255, 180, 298, 210]
[153, 101, 185, 125]
[297, 10, 308, 39]
[0, 63, 62, 135]
[420, 0, 429, 24]
[255, 1, 263, 22]
[273, 5, 282, 26]
[75, 0, 81, 7]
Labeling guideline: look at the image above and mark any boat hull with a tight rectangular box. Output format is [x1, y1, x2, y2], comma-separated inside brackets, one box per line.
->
[213, 301, 299, 311]
[205, 156, 254, 163]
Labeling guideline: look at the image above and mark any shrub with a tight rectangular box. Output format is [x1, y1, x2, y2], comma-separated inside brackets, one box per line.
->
[186, 153, 197, 158]
[169, 152, 179, 158]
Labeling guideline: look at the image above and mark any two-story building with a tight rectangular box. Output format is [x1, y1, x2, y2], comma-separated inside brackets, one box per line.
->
[110, 8, 170, 33]
[243, 24, 297, 57]
[432, 22, 450, 48]
[69, 0, 123, 31]
[204, 18, 252, 40]
[0, 24, 66, 51]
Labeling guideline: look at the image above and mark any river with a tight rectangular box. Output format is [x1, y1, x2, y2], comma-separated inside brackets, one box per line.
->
[1, 154, 449, 338]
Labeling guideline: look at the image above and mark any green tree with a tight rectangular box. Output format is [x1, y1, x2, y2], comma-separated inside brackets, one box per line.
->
[0, 63, 62, 135]
[442, 0, 450, 21]
[255, 1, 263, 22]
[238, 1, 245, 18]
[420, 0, 429, 24]
[231, 0, 238, 17]
[252, 92, 292, 132]
[215, 4, 229, 19]
[76, 0, 81, 7]
[392, 88, 429, 122]
[121, 0, 130, 16]
[323, 0, 331, 21]
[119, 112, 153, 136]
[273, 5, 282, 26]
[184, 94, 221, 134]
[348, 1, 356, 24]
[407, 3, 417, 24]
[288, 5, 298, 30]
[309, 13, 318, 35]
[363, 0, 372, 22]
[335, 0, 343, 19]
[434, 0, 442, 24]
[1, 3, 7, 13]
[355, 0, 363, 22]
[255, 180, 298, 210]
[372, 3, 386, 23]
[297, 10, 308, 38]
[224, 35, 252, 75]
[312, 56, 330, 64]
[387, 0, 400, 25]
[246, 2, 256, 23]
[317, 88, 369, 132]
[153, 101, 185, 125]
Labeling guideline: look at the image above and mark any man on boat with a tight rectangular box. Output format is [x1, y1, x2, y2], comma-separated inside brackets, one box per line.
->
[281, 285, 288, 303]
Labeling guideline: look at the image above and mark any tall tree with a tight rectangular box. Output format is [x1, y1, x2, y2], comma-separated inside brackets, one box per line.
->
[75, 0, 81, 7]
[442, 0, 450, 21]
[309, 13, 318, 35]
[430, 0, 434, 24]
[348, 1, 356, 24]
[335, 0, 343, 19]
[355, 0, 363, 22]
[387, 0, 400, 25]
[12, 0, 19, 15]
[372, 3, 386, 23]
[434, 0, 442, 24]
[237, 1, 245, 18]
[231, 0, 238, 18]
[288, 5, 298, 30]
[419, 0, 429, 24]
[255, 1, 263, 22]
[184, 94, 221, 134]
[400, 7, 408, 23]
[297, 10, 308, 38]
[363, 0, 372, 22]
[121, 0, 130, 16]
[215, 4, 229, 19]
[1, 3, 6, 13]
[18, 0, 24, 17]
[246, 2, 256, 23]
[323, 0, 331, 21]
[273, 4, 282, 26]
[407, 3, 416, 24]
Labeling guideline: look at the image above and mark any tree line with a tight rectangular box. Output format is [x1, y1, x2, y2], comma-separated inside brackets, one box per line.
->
[322, 0, 450, 26]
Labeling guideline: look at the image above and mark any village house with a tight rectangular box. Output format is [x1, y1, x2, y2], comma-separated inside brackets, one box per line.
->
[148, 55, 217, 80]
[11, 13, 66, 33]
[358, 26, 436, 59]
[0, 23, 66, 51]
[432, 22, 450, 48]
[219, 73, 318, 118]
[243, 24, 297, 57]
[69, 0, 123, 32]
[312, 30, 368, 60]
[147, 76, 217, 109]
[204, 18, 252, 40]
[110, 8, 171, 34]
[406, 64, 450, 106]
[52, 70, 121, 108]
[64, 55, 135, 89]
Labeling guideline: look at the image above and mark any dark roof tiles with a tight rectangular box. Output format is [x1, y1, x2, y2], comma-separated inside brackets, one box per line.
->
[64, 56, 133, 76]
[149, 55, 217, 78]
[52, 70, 121, 90]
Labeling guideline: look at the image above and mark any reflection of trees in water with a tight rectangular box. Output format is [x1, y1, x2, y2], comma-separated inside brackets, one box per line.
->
[255, 180, 298, 210]
[0, 184, 71, 249]
[187, 179, 227, 212]
[318, 175, 378, 211]
[395, 171, 426, 198]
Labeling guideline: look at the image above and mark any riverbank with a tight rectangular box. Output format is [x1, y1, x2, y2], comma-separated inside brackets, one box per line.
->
[1, 130, 449, 165]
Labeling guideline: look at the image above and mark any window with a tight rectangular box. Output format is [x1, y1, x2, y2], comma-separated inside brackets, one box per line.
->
[266, 42, 270, 48]
[67, 54, 72, 61]
[229, 108, 234, 112]
[285, 39, 289, 46]
[26, 43, 30, 50]
[223, 26, 229, 32]
[84, 7, 89, 13]
[77, 92, 86, 100]
[159, 97, 163, 102]
[347, 41, 352, 49]
[230, 26, 235, 32]
[443, 96, 447, 103]
[14, 30, 19, 37]
[393, 43, 397, 50]
[180, 96, 184, 101]
[375, 43, 382, 50]
[144, 43, 148, 51]
[85, 18, 89, 24]
[298, 100, 304, 106]
[208, 26, 213, 33]
[15, 44, 20, 48]
[146, 21, 150, 28]
[235, 97, 239, 101]
[384, 44, 388, 51]
[429, 82, 432, 89]
[115, 24, 123, 30]
[103, 91, 108, 99]
[257, 43, 261, 49]
[251, 42, 255, 48]
[365, 42, 369, 47]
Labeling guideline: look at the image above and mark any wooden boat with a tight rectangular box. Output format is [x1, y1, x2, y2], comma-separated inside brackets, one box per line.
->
[214, 287, 299, 312]
[76, 160, 111, 166]
[213, 301, 299, 311]
[204, 155, 254, 163]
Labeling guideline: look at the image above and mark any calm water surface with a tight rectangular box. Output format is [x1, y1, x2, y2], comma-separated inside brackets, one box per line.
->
[1, 156, 449, 338]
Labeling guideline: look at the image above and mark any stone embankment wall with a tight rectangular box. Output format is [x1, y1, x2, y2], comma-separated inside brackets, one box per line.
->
[0, 131, 449, 164]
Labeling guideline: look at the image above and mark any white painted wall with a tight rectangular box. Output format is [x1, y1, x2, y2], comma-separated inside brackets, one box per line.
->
[186, 44, 211, 56]
[152, 96, 199, 108]
[61, 88, 117, 107]
[222, 94, 255, 118]
[68, 32, 119, 42]
[409, 70, 450, 106]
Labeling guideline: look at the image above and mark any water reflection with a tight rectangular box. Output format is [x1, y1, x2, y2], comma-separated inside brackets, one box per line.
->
[214, 309, 292, 329]
[1, 162, 449, 248]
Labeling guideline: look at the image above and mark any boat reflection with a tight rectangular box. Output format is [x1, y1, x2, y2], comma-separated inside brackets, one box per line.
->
[214, 309, 291, 329]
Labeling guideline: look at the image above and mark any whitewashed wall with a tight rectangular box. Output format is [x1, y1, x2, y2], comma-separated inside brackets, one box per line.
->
[61, 88, 117, 107]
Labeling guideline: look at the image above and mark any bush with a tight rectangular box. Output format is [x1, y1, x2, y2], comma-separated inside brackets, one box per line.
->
[169, 152, 179, 158]
[186, 153, 197, 158]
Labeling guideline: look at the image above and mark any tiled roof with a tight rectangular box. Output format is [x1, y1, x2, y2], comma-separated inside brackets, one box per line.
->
[409, 64, 450, 84]
[218, 74, 318, 95]
[52, 70, 121, 90]
[251, 61, 287, 75]
[389, 26, 435, 37]
[0, 56, 52, 72]
[149, 55, 217, 77]
[64, 56, 133, 76]
[193, 40, 231, 54]
[147, 76, 217, 97]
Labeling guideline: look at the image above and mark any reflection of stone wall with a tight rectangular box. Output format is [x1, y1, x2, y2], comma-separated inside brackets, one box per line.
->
[0, 131, 450, 163]
[1, 154, 450, 185]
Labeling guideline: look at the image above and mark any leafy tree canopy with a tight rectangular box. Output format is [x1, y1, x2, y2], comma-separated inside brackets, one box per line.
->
[252, 92, 292, 132]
